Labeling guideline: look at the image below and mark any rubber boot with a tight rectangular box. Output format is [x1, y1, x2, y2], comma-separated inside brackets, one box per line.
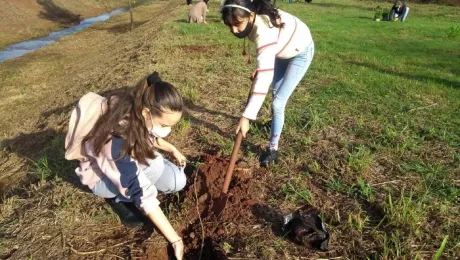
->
[260, 148, 278, 167]
[105, 198, 148, 228]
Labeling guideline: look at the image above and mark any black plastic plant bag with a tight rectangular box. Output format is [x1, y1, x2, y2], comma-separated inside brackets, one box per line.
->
[283, 210, 330, 250]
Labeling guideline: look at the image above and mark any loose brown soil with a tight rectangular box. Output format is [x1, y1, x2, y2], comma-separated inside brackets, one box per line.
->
[181, 154, 256, 259]
[129, 153, 264, 260]
[124, 152, 315, 260]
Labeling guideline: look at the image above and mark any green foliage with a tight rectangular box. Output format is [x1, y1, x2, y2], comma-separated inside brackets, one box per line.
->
[446, 25, 460, 38]
[374, 6, 383, 20]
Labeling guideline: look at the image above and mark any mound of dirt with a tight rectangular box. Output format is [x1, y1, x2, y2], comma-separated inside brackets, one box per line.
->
[181, 154, 257, 259]
[134, 153, 260, 260]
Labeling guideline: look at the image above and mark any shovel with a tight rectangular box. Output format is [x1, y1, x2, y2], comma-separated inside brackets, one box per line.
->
[212, 131, 243, 217]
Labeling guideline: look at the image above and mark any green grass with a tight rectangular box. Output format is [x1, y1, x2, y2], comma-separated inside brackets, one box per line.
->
[347, 210, 369, 232]
[33, 134, 76, 182]
[162, 0, 458, 258]
[183, 79, 200, 104]
[346, 145, 374, 173]
[399, 159, 459, 201]
[281, 177, 313, 205]
[175, 117, 192, 136]
[284, 2, 458, 257]
[384, 190, 427, 233]
[434, 235, 449, 260]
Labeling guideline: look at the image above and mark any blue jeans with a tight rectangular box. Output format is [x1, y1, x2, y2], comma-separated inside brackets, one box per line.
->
[270, 42, 314, 149]
[401, 7, 409, 21]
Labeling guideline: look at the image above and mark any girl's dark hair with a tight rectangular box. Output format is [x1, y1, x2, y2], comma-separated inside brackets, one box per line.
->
[221, 0, 284, 28]
[83, 72, 183, 165]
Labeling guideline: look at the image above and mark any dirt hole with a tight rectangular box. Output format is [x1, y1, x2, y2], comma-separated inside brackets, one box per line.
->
[185, 237, 227, 260]
[140, 153, 264, 259]
[178, 154, 259, 259]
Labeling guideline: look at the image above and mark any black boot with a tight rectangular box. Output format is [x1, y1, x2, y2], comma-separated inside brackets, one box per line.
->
[105, 198, 148, 228]
[260, 148, 278, 167]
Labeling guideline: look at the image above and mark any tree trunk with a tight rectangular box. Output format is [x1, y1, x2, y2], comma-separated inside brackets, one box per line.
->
[128, 0, 134, 30]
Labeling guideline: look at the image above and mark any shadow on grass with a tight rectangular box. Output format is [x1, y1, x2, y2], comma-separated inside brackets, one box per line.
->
[349, 61, 460, 88]
[37, 0, 82, 26]
[184, 98, 239, 136]
[175, 18, 189, 23]
[0, 129, 85, 201]
[207, 18, 223, 23]
[250, 203, 286, 237]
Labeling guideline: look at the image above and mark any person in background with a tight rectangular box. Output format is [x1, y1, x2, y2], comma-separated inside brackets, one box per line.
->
[65, 72, 186, 260]
[390, 1, 409, 22]
[220, 0, 314, 167]
[189, 0, 210, 23]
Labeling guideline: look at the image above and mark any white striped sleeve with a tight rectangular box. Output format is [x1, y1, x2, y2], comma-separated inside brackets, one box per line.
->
[242, 44, 277, 120]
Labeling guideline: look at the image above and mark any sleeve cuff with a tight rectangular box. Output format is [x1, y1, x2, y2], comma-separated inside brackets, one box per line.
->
[242, 110, 258, 121]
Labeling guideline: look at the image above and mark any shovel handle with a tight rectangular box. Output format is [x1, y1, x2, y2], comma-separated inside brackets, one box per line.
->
[221, 132, 243, 194]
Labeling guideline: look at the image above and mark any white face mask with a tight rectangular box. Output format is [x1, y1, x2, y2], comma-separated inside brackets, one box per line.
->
[151, 125, 171, 138]
[149, 114, 171, 138]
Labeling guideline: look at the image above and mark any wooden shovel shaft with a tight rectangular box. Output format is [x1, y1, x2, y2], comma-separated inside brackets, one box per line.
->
[221, 132, 243, 194]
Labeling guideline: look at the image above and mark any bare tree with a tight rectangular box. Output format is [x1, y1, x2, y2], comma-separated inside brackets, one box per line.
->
[128, 0, 134, 30]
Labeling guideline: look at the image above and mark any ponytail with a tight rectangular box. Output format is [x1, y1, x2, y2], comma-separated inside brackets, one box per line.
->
[146, 71, 162, 86]
[134, 78, 149, 118]
[83, 72, 183, 165]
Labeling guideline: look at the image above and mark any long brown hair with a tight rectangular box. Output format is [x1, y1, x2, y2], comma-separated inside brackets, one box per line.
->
[83, 72, 183, 165]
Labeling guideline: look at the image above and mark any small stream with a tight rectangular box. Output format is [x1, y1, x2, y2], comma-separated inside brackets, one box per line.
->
[0, 7, 129, 63]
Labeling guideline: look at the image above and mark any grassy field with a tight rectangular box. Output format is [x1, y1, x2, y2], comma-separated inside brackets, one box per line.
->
[159, 1, 460, 257]
[0, 0, 459, 259]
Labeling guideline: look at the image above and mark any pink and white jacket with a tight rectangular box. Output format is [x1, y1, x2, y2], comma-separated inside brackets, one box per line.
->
[65, 92, 160, 214]
[243, 10, 313, 120]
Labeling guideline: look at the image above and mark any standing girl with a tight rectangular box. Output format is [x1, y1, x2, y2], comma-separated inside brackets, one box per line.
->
[65, 72, 186, 260]
[221, 0, 314, 167]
